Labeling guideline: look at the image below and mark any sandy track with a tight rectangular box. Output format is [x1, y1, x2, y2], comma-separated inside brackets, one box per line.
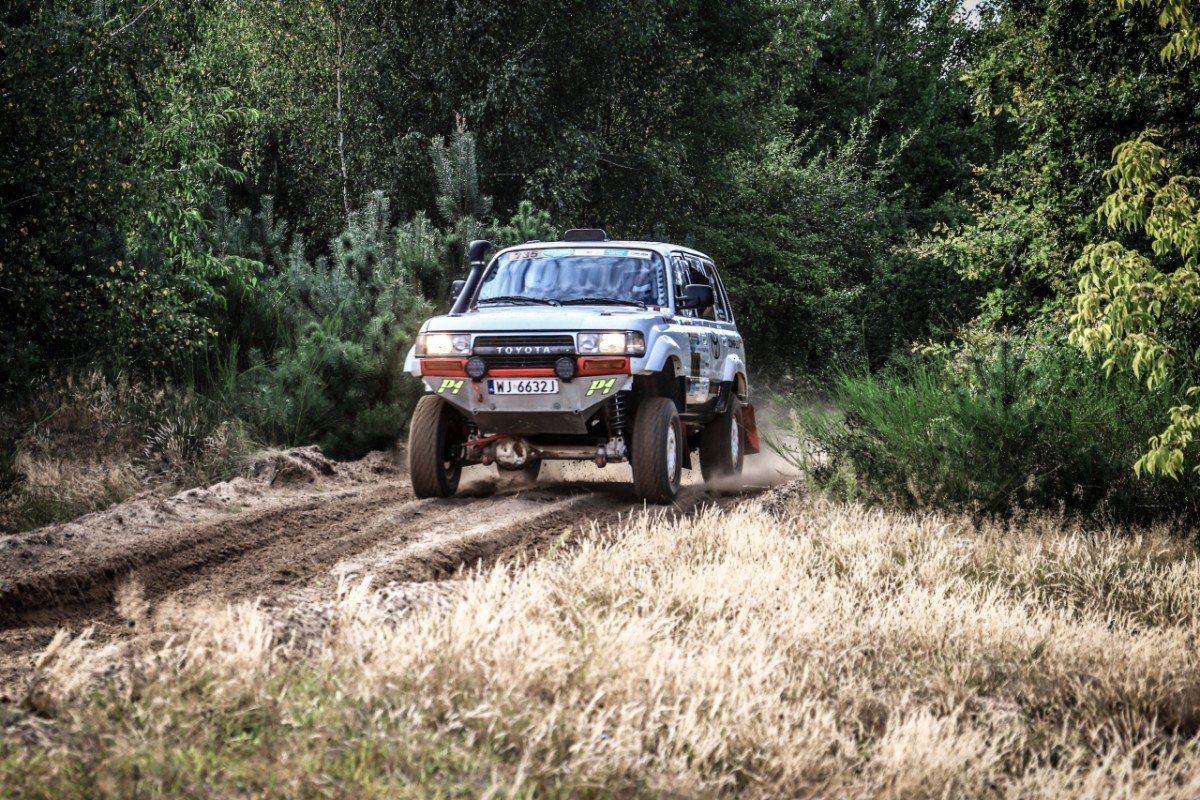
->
[0, 446, 796, 698]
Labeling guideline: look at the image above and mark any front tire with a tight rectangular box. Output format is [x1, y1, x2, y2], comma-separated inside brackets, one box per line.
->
[409, 395, 465, 498]
[700, 394, 744, 482]
[632, 396, 683, 503]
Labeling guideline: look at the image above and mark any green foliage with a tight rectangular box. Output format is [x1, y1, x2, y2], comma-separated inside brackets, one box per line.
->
[1120, 0, 1200, 59]
[1071, 1, 1200, 478]
[706, 128, 900, 372]
[915, 171, 1084, 333]
[395, 212, 452, 308]
[0, 0, 258, 383]
[197, 192, 291, 363]
[431, 127, 493, 274]
[431, 128, 493, 226]
[1073, 131, 1200, 476]
[491, 200, 559, 249]
[922, 0, 1199, 339]
[793, 339, 1200, 519]
[234, 193, 432, 458]
[789, 0, 999, 231]
[197, 0, 378, 242]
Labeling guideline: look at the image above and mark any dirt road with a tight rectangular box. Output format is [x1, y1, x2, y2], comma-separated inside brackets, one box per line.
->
[0, 446, 797, 699]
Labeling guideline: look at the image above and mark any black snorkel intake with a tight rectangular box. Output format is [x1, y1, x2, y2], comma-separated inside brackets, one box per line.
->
[449, 239, 493, 315]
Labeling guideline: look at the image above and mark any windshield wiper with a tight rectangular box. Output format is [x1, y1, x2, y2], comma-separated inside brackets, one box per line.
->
[560, 297, 646, 309]
[477, 295, 561, 306]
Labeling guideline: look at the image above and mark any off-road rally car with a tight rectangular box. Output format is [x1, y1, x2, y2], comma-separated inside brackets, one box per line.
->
[404, 229, 759, 503]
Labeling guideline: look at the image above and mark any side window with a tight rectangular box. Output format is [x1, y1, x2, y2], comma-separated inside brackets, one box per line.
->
[684, 256, 732, 323]
[701, 260, 734, 323]
[670, 254, 696, 317]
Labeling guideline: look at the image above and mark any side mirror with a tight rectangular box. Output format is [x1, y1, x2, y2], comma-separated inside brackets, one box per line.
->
[449, 279, 466, 303]
[678, 283, 714, 310]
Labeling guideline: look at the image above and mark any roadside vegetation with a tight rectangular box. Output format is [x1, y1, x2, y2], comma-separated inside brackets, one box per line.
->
[790, 338, 1200, 520]
[5, 496, 1200, 797]
[5, 0, 1199, 526]
[6, 3, 1200, 795]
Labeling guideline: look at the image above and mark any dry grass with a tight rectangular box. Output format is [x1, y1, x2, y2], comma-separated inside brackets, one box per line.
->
[0, 371, 252, 533]
[5, 496, 1200, 797]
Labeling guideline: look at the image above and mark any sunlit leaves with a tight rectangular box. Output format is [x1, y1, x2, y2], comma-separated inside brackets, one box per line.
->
[1070, 5, 1200, 477]
[1117, 0, 1200, 59]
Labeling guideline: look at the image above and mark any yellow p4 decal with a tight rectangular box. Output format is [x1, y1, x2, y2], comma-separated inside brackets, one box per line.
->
[437, 378, 464, 395]
[586, 378, 617, 397]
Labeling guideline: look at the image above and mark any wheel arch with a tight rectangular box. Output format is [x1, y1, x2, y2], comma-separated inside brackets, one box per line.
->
[642, 336, 684, 375]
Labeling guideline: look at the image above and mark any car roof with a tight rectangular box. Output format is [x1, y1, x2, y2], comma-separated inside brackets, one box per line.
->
[494, 240, 712, 261]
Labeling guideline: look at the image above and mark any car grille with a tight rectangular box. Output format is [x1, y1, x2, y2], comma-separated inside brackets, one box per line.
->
[472, 335, 575, 369]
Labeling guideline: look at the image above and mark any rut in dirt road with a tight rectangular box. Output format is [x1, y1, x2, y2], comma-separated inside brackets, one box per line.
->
[0, 484, 405, 628]
[0, 447, 796, 699]
[0, 473, 772, 631]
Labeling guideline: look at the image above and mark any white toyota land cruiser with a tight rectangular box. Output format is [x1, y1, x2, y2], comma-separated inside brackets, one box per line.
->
[404, 229, 759, 503]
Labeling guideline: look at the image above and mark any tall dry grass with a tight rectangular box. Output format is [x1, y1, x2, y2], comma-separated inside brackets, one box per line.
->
[6, 496, 1200, 798]
[0, 370, 252, 532]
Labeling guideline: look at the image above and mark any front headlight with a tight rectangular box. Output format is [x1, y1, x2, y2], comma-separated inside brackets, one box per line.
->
[577, 331, 645, 356]
[419, 333, 470, 356]
[625, 331, 646, 356]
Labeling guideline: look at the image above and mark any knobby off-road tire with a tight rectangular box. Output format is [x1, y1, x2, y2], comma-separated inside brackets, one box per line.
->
[632, 396, 683, 504]
[409, 395, 466, 498]
[700, 394, 744, 482]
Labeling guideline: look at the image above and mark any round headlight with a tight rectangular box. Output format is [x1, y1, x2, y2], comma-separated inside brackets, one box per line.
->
[555, 357, 576, 380]
[422, 333, 470, 356]
[466, 356, 487, 379]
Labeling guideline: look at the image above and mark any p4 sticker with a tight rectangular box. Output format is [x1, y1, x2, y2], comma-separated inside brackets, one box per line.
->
[586, 378, 617, 396]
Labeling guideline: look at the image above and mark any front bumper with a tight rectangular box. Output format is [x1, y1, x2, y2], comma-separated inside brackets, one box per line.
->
[422, 373, 633, 436]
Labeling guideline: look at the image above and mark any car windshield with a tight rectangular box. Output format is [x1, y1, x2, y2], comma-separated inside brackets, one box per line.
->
[476, 247, 667, 307]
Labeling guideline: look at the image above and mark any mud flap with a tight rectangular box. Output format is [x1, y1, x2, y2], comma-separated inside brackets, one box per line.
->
[742, 402, 761, 455]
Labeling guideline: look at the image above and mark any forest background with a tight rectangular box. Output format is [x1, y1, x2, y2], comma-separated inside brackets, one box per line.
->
[3, 0, 1200, 527]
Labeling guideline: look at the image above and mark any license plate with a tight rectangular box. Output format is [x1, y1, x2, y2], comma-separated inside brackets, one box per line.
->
[488, 378, 559, 395]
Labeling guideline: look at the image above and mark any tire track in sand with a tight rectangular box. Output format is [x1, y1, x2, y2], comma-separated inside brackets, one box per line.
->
[0, 451, 795, 698]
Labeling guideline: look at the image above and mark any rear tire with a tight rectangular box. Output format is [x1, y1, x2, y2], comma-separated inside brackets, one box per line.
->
[409, 395, 465, 498]
[700, 394, 744, 482]
[632, 396, 683, 503]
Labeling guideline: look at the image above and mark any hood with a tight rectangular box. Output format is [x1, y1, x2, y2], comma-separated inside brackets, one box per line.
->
[419, 305, 669, 334]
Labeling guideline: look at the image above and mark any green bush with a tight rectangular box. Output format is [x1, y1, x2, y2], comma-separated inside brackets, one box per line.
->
[791, 338, 1200, 520]
[233, 193, 432, 459]
[705, 130, 900, 374]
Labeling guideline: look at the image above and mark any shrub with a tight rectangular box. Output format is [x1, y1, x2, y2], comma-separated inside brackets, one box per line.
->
[705, 130, 899, 374]
[233, 193, 432, 459]
[791, 338, 1200, 520]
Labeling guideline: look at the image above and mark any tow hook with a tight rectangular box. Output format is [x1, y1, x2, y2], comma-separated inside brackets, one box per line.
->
[595, 445, 607, 468]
